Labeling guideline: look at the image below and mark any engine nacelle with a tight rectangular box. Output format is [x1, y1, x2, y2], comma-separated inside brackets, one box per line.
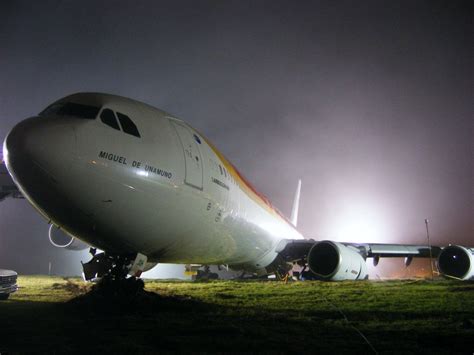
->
[308, 241, 368, 281]
[48, 224, 89, 251]
[437, 245, 474, 280]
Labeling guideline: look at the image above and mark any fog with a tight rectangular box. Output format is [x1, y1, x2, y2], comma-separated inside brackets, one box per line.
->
[0, 1, 471, 277]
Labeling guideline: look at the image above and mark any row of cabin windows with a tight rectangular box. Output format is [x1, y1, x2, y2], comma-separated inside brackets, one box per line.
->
[39, 102, 141, 138]
[217, 162, 237, 186]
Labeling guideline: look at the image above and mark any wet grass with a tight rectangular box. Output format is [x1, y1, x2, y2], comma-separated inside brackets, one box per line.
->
[0, 276, 473, 354]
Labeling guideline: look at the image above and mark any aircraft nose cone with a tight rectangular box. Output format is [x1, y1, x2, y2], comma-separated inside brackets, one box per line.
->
[3, 117, 76, 191]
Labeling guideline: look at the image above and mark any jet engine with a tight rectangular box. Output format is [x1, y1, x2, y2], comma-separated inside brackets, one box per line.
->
[48, 224, 89, 251]
[437, 245, 474, 280]
[307, 241, 368, 281]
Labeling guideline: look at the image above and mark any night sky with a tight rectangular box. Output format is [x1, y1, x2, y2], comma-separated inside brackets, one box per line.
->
[0, 1, 472, 277]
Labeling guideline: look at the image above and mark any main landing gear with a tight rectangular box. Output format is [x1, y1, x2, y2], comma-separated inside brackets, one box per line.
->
[195, 265, 219, 280]
[185, 264, 219, 280]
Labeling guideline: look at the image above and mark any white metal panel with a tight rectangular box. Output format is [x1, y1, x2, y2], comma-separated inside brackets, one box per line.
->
[171, 121, 203, 189]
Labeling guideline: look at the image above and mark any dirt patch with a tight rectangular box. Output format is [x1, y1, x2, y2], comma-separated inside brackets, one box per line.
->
[51, 278, 90, 296]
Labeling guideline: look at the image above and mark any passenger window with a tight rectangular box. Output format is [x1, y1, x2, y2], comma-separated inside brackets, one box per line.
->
[117, 112, 141, 138]
[100, 109, 120, 130]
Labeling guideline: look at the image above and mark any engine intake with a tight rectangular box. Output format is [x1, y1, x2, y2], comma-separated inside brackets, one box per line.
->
[307, 241, 368, 281]
[48, 224, 88, 251]
[438, 245, 474, 280]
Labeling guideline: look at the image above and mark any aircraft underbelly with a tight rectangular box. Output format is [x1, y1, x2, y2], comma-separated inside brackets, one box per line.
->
[71, 172, 287, 268]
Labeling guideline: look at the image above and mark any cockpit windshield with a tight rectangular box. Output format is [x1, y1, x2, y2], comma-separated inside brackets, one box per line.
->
[40, 102, 101, 119]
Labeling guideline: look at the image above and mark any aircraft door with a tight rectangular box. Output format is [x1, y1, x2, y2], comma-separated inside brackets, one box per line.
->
[171, 121, 203, 189]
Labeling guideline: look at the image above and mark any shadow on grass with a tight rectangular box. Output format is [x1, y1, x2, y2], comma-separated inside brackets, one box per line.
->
[1, 279, 473, 354]
[0, 279, 372, 353]
[65, 277, 211, 315]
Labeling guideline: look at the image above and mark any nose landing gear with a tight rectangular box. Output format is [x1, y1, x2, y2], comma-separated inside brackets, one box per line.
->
[81, 250, 148, 281]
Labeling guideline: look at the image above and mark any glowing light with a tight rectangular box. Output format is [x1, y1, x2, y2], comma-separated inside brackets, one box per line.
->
[326, 202, 390, 244]
[142, 264, 190, 279]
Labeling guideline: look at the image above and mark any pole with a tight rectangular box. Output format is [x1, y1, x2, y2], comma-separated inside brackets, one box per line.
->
[425, 219, 434, 280]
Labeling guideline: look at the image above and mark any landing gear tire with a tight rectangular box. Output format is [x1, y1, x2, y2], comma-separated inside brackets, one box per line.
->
[95, 275, 145, 297]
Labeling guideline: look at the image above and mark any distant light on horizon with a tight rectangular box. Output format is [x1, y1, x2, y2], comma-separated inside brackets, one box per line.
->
[142, 264, 190, 280]
[326, 202, 391, 244]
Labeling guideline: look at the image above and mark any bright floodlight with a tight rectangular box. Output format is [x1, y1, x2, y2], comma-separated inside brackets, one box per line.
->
[327, 202, 390, 244]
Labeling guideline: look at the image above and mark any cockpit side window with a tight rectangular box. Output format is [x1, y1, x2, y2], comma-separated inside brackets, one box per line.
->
[40, 102, 100, 119]
[100, 109, 120, 130]
[117, 112, 141, 138]
[40, 103, 62, 116]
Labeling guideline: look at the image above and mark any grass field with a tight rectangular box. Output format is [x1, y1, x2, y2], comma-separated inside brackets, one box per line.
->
[0, 276, 473, 354]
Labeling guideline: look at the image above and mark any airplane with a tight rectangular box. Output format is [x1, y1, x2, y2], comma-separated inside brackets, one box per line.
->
[2, 92, 472, 281]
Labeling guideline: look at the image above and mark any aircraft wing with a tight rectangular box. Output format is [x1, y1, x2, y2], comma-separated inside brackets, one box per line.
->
[276, 239, 440, 262]
[352, 243, 441, 258]
[0, 162, 23, 201]
[275, 239, 473, 281]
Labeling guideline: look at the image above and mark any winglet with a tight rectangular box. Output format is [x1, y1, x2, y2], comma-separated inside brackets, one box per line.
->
[290, 179, 301, 227]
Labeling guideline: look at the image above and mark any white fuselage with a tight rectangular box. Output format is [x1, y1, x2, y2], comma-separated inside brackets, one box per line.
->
[4, 93, 303, 273]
